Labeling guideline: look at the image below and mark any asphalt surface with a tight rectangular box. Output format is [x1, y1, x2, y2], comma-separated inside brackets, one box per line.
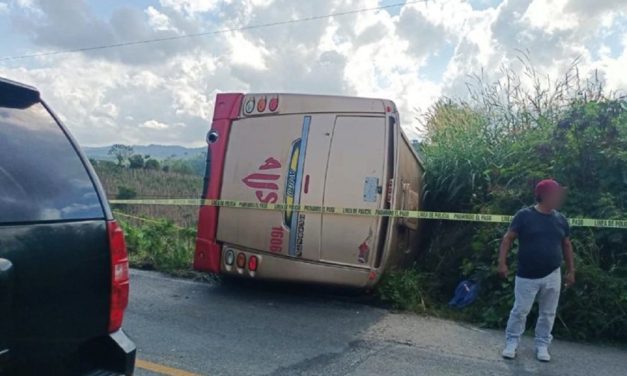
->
[127, 269, 626, 376]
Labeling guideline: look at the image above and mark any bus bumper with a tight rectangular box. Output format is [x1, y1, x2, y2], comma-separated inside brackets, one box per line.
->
[220, 247, 378, 289]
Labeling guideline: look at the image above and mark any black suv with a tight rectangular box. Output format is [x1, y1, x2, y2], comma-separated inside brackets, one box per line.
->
[0, 78, 135, 375]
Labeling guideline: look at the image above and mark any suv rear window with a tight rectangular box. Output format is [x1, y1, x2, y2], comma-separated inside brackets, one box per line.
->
[0, 101, 104, 223]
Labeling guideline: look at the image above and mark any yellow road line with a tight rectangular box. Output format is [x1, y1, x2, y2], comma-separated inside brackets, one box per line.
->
[136, 359, 202, 376]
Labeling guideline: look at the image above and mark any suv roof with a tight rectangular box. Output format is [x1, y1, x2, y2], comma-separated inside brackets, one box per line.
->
[0, 76, 40, 109]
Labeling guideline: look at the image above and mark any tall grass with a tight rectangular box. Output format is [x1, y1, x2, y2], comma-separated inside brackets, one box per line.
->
[381, 59, 627, 342]
[119, 217, 196, 275]
[94, 162, 203, 227]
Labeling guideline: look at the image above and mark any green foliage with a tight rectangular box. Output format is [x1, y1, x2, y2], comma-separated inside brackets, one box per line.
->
[378, 269, 432, 312]
[165, 159, 194, 175]
[409, 63, 627, 342]
[108, 144, 134, 166]
[116, 185, 137, 200]
[188, 152, 208, 176]
[144, 158, 161, 170]
[162, 152, 206, 176]
[94, 162, 202, 227]
[556, 261, 627, 340]
[128, 154, 145, 169]
[120, 218, 195, 274]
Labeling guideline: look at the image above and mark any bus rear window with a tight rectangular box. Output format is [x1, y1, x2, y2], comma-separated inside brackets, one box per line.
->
[0, 102, 104, 224]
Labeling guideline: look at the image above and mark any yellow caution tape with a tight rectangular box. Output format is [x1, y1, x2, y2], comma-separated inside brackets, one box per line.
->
[111, 210, 187, 229]
[108, 198, 627, 229]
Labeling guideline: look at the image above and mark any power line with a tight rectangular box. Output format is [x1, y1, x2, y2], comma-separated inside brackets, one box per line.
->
[0, 0, 429, 62]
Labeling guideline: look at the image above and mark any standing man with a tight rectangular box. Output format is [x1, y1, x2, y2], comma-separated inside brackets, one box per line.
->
[498, 179, 575, 362]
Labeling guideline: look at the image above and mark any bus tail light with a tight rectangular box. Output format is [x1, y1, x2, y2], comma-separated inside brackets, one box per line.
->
[248, 255, 258, 272]
[269, 97, 279, 112]
[257, 97, 267, 112]
[225, 249, 235, 265]
[244, 97, 255, 114]
[107, 220, 129, 333]
[236, 253, 246, 269]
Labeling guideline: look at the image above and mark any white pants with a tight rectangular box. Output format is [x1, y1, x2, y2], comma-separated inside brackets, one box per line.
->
[505, 268, 561, 347]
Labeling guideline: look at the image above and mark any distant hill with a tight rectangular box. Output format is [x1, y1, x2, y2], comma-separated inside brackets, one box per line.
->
[84, 144, 206, 161]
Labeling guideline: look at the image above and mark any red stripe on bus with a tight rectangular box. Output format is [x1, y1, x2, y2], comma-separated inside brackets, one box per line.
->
[194, 93, 244, 273]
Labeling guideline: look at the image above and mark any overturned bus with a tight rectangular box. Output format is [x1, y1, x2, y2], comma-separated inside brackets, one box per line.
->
[194, 93, 424, 288]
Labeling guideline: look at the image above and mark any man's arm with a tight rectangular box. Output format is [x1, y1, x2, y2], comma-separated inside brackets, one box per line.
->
[563, 237, 575, 287]
[498, 230, 517, 278]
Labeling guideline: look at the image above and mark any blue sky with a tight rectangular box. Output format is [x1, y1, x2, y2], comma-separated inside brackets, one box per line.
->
[0, 0, 626, 146]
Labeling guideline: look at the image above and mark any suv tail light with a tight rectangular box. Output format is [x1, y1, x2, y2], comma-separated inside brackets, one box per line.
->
[107, 220, 129, 333]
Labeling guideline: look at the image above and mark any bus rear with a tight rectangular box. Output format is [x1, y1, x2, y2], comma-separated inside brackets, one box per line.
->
[194, 93, 423, 288]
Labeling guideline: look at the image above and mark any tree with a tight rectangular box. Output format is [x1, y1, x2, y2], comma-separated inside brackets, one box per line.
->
[189, 152, 208, 176]
[108, 144, 134, 166]
[144, 158, 161, 170]
[129, 154, 145, 169]
[167, 159, 194, 175]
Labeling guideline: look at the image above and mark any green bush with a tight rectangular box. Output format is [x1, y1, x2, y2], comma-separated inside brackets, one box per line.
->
[120, 218, 195, 274]
[128, 154, 145, 169]
[403, 63, 627, 342]
[378, 269, 432, 312]
[144, 158, 161, 170]
[116, 185, 137, 200]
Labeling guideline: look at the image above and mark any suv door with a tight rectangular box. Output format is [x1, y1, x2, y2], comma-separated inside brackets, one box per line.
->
[0, 88, 110, 370]
[0, 257, 12, 368]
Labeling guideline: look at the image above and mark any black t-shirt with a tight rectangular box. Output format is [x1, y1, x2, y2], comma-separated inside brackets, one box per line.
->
[509, 207, 570, 279]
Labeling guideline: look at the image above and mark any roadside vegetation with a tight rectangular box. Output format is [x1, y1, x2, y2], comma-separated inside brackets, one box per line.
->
[93, 157, 202, 227]
[118, 217, 196, 276]
[91, 146, 203, 274]
[379, 60, 627, 343]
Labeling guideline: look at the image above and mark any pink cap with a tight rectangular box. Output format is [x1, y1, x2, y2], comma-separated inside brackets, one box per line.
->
[534, 179, 563, 198]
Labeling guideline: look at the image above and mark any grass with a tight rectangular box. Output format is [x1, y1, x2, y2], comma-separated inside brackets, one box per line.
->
[94, 162, 203, 227]
[93, 161, 208, 277]
[118, 217, 214, 280]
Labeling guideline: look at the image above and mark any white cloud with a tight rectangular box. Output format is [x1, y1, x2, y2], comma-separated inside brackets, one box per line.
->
[523, 0, 578, 33]
[15, 0, 34, 9]
[594, 34, 627, 93]
[397, 6, 449, 59]
[145, 6, 175, 32]
[565, 0, 627, 17]
[0, 2, 8, 14]
[159, 0, 222, 15]
[140, 120, 170, 129]
[228, 31, 268, 70]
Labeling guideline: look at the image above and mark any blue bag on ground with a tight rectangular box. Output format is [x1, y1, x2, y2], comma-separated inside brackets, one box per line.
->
[448, 280, 480, 309]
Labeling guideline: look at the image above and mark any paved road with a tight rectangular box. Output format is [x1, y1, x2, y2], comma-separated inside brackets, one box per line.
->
[127, 270, 626, 376]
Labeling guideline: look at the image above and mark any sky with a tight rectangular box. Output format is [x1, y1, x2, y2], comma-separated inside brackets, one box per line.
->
[0, 0, 626, 147]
